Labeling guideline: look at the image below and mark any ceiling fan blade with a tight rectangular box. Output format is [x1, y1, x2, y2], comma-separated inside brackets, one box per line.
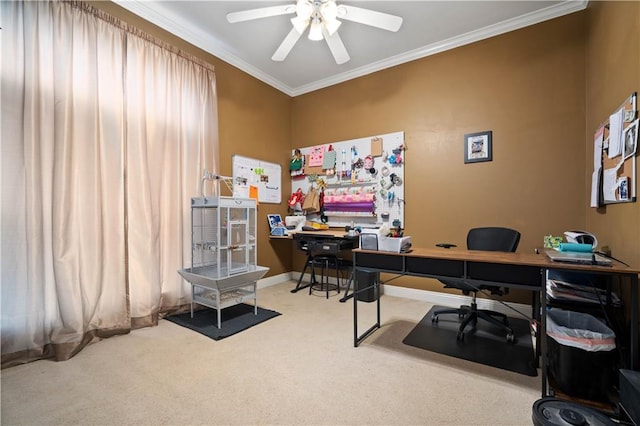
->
[272, 27, 304, 61]
[337, 5, 403, 32]
[323, 27, 350, 64]
[227, 4, 296, 23]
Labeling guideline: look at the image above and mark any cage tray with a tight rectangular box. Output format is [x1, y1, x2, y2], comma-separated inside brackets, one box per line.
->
[178, 265, 269, 291]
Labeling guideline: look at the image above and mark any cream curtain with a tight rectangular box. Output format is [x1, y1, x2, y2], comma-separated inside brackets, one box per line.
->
[1, 1, 218, 367]
[125, 32, 218, 328]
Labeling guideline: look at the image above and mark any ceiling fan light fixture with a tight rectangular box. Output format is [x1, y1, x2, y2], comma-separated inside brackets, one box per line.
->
[290, 16, 309, 34]
[320, 1, 338, 22]
[295, 0, 313, 21]
[308, 17, 323, 41]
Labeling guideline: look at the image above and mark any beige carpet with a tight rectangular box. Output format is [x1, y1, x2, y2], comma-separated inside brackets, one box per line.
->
[1, 281, 541, 425]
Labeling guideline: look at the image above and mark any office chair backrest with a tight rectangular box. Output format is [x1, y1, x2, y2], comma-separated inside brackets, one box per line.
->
[467, 227, 520, 252]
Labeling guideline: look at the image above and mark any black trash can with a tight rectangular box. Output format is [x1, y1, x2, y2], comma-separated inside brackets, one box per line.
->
[546, 309, 617, 400]
[355, 269, 379, 302]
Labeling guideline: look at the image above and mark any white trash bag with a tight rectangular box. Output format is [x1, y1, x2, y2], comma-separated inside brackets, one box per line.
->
[547, 309, 616, 352]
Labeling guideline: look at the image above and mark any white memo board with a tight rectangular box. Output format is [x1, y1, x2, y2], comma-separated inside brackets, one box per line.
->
[233, 155, 281, 203]
[292, 131, 405, 229]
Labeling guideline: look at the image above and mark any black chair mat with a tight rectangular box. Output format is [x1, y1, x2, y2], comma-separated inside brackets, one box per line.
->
[402, 305, 537, 376]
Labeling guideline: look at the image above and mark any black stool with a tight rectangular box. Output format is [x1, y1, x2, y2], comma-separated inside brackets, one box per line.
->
[309, 255, 341, 298]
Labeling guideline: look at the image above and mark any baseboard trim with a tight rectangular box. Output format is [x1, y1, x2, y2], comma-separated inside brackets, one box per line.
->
[262, 272, 532, 318]
[257, 272, 293, 289]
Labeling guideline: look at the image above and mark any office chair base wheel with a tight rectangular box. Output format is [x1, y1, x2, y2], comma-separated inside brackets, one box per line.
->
[506, 333, 516, 344]
[431, 316, 439, 323]
[456, 332, 465, 341]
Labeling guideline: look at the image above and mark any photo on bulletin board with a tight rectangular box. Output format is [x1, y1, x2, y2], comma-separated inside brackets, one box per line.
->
[464, 130, 492, 163]
[623, 119, 638, 160]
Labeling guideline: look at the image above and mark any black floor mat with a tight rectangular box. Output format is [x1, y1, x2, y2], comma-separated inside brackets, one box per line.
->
[165, 304, 280, 341]
[402, 305, 538, 376]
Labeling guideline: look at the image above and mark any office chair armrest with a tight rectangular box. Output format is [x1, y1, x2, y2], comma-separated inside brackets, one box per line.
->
[436, 243, 457, 249]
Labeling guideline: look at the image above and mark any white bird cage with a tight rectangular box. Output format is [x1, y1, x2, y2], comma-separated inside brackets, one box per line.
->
[178, 171, 268, 328]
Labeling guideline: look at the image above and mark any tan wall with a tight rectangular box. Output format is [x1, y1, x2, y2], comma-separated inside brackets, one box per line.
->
[293, 13, 587, 302]
[95, 2, 295, 277]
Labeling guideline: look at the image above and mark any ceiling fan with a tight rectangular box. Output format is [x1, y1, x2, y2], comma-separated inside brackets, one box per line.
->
[226, 1, 403, 65]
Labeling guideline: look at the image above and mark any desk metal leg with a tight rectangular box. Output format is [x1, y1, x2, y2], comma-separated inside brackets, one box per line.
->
[532, 290, 540, 369]
[291, 253, 315, 293]
[353, 277, 381, 347]
[339, 268, 354, 303]
[541, 269, 548, 397]
[631, 274, 638, 370]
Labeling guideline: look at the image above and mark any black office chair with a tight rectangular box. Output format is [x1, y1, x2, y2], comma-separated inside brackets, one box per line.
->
[432, 227, 521, 343]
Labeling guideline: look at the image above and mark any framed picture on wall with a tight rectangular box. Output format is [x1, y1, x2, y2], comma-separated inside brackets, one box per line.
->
[464, 131, 492, 163]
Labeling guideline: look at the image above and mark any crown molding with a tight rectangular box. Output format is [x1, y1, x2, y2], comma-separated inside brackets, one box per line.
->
[291, 0, 589, 96]
[114, 0, 588, 97]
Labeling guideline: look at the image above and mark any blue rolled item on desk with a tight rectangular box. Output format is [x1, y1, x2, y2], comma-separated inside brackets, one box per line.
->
[557, 243, 593, 253]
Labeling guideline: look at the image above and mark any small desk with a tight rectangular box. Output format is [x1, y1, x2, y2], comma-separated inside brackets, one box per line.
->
[289, 230, 358, 294]
[350, 247, 639, 397]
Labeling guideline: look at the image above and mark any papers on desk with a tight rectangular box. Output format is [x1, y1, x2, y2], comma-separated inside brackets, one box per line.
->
[547, 279, 621, 307]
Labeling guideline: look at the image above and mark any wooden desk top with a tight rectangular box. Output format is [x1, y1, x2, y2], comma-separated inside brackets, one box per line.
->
[270, 228, 350, 240]
[353, 247, 640, 275]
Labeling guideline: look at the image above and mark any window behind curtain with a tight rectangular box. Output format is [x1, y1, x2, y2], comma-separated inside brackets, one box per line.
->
[1, 0, 218, 367]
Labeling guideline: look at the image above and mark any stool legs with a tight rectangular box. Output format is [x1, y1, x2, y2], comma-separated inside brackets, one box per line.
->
[309, 256, 340, 298]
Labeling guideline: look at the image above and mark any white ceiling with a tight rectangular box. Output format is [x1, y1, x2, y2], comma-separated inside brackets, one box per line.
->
[114, 1, 588, 97]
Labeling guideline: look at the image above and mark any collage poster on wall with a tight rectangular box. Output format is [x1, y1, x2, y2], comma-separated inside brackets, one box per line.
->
[232, 155, 282, 203]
